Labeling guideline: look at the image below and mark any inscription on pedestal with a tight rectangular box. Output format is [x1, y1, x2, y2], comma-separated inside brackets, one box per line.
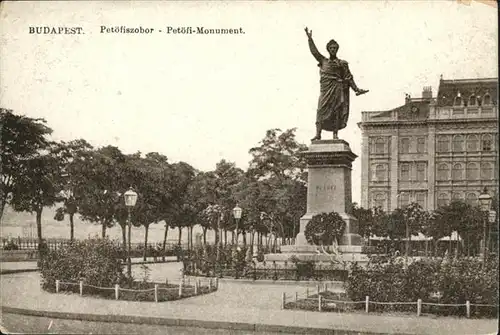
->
[315, 183, 335, 195]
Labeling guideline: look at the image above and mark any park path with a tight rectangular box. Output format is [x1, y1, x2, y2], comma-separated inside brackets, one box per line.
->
[1, 263, 498, 335]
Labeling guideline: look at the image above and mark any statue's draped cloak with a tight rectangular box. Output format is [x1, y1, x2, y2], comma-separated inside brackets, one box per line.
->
[316, 58, 353, 132]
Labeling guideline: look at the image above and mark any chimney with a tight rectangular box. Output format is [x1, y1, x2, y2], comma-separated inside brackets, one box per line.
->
[405, 93, 411, 104]
[422, 86, 432, 99]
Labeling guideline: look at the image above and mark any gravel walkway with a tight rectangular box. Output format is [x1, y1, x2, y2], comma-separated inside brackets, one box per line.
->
[0, 264, 498, 335]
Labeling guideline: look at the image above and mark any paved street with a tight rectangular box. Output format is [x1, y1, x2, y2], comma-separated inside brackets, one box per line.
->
[0, 313, 294, 335]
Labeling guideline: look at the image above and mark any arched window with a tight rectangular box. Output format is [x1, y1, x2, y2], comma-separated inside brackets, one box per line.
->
[438, 136, 450, 152]
[375, 164, 387, 181]
[483, 93, 491, 105]
[482, 134, 492, 151]
[466, 135, 479, 151]
[417, 137, 426, 153]
[400, 138, 410, 153]
[375, 138, 385, 154]
[454, 96, 462, 106]
[481, 162, 493, 180]
[400, 164, 410, 181]
[452, 192, 463, 202]
[466, 193, 478, 207]
[438, 163, 450, 180]
[453, 135, 464, 152]
[399, 192, 410, 208]
[466, 163, 479, 180]
[416, 193, 426, 209]
[469, 95, 477, 106]
[373, 193, 386, 210]
[437, 193, 449, 208]
[452, 163, 464, 180]
[416, 163, 426, 181]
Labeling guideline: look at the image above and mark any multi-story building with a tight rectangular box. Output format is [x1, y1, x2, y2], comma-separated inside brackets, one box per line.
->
[358, 77, 498, 212]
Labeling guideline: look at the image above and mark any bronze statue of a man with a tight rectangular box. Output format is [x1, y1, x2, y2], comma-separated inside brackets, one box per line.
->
[305, 27, 368, 141]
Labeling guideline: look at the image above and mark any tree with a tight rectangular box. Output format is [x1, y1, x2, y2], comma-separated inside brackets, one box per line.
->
[401, 202, 427, 256]
[10, 145, 64, 243]
[352, 203, 375, 242]
[52, 139, 94, 241]
[75, 146, 127, 238]
[246, 128, 308, 247]
[0, 108, 52, 224]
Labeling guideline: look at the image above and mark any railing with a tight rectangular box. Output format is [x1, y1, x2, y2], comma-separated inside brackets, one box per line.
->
[282, 285, 499, 318]
[185, 261, 348, 281]
[52, 276, 218, 303]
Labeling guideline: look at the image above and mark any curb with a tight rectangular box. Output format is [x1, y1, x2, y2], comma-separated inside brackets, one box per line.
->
[1, 306, 411, 335]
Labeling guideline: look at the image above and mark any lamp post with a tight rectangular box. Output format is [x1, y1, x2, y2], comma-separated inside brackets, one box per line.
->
[232, 205, 242, 247]
[124, 187, 138, 278]
[478, 187, 492, 262]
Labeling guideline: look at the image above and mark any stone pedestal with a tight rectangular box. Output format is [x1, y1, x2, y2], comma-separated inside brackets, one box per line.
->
[265, 139, 367, 264]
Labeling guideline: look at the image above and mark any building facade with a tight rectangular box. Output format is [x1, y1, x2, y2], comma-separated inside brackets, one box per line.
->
[358, 77, 498, 212]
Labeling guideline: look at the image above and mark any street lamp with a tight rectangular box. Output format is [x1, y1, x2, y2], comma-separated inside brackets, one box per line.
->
[232, 205, 242, 246]
[124, 187, 138, 278]
[478, 187, 492, 262]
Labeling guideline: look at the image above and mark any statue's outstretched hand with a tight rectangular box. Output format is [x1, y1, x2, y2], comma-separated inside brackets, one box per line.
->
[356, 89, 369, 96]
[305, 27, 312, 39]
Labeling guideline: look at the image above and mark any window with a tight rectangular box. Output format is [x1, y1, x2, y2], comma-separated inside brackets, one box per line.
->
[416, 163, 426, 181]
[438, 163, 450, 180]
[454, 96, 462, 106]
[483, 94, 491, 105]
[453, 135, 464, 152]
[466, 135, 479, 151]
[481, 162, 493, 180]
[437, 193, 449, 208]
[400, 138, 410, 153]
[417, 137, 426, 153]
[373, 193, 386, 210]
[466, 193, 478, 207]
[416, 193, 426, 209]
[438, 136, 450, 152]
[469, 95, 477, 106]
[400, 164, 410, 181]
[466, 163, 479, 180]
[375, 164, 387, 181]
[452, 192, 463, 201]
[375, 138, 385, 154]
[399, 192, 410, 208]
[482, 135, 492, 151]
[452, 163, 464, 180]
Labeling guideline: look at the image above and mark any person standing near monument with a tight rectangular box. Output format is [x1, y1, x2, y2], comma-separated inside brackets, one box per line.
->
[305, 27, 368, 141]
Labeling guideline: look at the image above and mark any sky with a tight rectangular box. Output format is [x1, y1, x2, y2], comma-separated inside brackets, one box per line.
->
[0, 0, 498, 205]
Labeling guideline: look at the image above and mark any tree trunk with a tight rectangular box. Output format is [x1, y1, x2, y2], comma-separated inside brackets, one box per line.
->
[231, 231, 235, 245]
[36, 208, 43, 244]
[243, 232, 247, 246]
[224, 230, 227, 246]
[143, 224, 149, 261]
[202, 227, 207, 245]
[69, 213, 75, 241]
[162, 223, 169, 251]
[178, 227, 182, 246]
[101, 221, 106, 238]
[190, 226, 194, 250]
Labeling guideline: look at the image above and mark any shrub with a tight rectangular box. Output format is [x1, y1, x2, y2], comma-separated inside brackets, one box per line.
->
[345, 255, 499, 317]
[305, 212, 346, 246]
[4, 241, 19, 250]
[40, 238, 125, 292]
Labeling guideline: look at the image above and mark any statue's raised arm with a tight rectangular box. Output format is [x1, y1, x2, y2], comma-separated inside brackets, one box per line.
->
[305, 27, 324, 63]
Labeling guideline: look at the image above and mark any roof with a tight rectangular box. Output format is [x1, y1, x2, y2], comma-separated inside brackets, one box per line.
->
[371, 100, 431, 120]
[436, 77, 498, 107]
